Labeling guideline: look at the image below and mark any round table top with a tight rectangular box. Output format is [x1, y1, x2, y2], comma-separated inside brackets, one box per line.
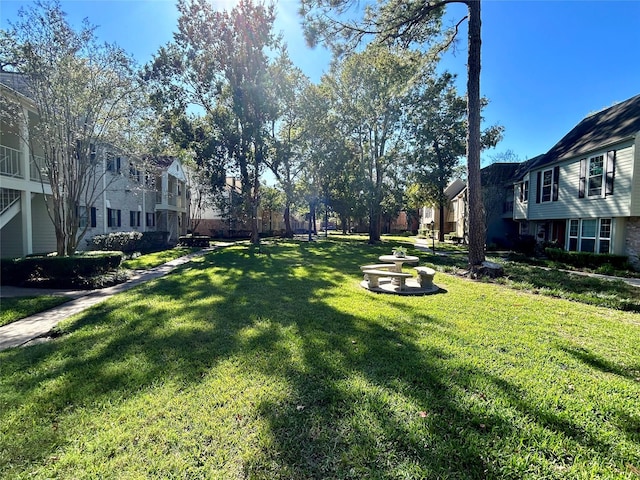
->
[379, 254, 419, 263]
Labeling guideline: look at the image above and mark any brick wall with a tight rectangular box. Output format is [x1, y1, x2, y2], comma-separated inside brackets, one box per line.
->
[625, 216, 640, 270]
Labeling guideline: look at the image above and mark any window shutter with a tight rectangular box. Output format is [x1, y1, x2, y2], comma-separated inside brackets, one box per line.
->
[578, 158, 587, 198]
[552, 166, 559, 201]
[91, 207, 97, 228]
[117, 210, 121, 227]
[536, 171, 541, 203]
[605, 150, 616, 196]
[116, 157, 121, 173]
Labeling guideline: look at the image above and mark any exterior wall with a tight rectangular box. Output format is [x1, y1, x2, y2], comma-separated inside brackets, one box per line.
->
[77, 152, 156, 250]
[630, 134, 640, 215]
[1, 212, 23, 258]
[30, 193, 56, 253]
[625, 217, 640, 268]
[528, 141, 634, 221]
[513, 173, 530, 220]
[419, 206, 435, 231]
[448, 193, 466, 239]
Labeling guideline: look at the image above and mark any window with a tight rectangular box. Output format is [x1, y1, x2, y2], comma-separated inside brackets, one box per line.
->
[542, 170, 553, 202]
[579, 151, 615, 198]
[78, 206, 97, 229]
[107, 208, 121, 228]
[580, 219, 597, 252]
[146, 212, 155, 227]
[599, 219, 611, 254]
[568, 219, 579, 251]
[130, 210, 141, 227]
[536, 166, 559, 203]
[567, 218, 612, 253]
[519, 180, 529, 202]
[587, 155, 604, 197]
[129, 165, 141, 183]
[107, 156, 121, 173]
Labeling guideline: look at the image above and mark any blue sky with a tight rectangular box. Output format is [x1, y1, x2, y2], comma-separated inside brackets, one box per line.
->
[2, 0, 639, 164]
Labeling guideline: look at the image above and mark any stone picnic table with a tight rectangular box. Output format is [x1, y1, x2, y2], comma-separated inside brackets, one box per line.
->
[378, 254, 420, 273]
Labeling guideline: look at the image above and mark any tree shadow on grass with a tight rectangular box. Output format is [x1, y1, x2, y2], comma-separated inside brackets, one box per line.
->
[559, 344, 640, 381]
[0, 240, 635, 477]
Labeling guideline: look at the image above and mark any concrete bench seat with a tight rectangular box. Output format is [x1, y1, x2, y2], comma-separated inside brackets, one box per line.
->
[363, 269, 412, 290]
[414, 266, 436, 288]
[360, 264, 397, 282]
[360, 264, 396, 272]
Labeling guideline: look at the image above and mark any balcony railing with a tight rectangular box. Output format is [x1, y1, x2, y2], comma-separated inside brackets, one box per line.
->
[0, 145, 23, 178]
[155, 191, 184, 208]
[29, 155, 49, 183]
[0, 188, 21, 215]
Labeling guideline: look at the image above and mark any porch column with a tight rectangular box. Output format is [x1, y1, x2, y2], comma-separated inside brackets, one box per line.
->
[21, 190, 33, 255]
[20, 107, 29, 180]
[20, 107, 32, 255]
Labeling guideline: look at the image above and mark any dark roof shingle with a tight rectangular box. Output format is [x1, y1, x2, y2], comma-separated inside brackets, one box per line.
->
[542, 94, 640, 165]
[0, 71, 33, 99]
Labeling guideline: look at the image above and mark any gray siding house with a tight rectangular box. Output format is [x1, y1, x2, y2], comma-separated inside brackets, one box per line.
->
[513, 94, 640, 265]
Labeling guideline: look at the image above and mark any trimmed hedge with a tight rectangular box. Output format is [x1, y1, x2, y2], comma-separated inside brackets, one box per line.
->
[1, 251, 123, 287]
[178, 235, 211, 248]
[545, 247, 629, 270]
[88, 231, 170, 253]
[87, 231, 142, 253]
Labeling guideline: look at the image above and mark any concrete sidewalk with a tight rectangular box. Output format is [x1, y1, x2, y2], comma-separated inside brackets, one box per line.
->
[0, 247, 216, 351]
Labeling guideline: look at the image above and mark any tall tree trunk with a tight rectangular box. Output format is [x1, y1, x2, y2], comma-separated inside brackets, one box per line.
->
[324, 191, 329, 238]
[284, 204, 292, 238]
[308, 200, 314, 241]
[438, 200, 446, 242]
[251, 141, 262, 245]
[466, 0, 485, 268]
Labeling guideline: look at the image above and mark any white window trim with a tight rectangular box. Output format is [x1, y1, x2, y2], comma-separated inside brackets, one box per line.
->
[587, 154, 605, 198]
[566, 218, 612, 253]
[541, 168, 554, 203]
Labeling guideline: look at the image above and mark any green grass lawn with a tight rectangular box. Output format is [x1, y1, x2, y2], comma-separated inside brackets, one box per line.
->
[121, 247, 201, 270]
[1, 240, 639, 478]
[0, 296, 71, 327]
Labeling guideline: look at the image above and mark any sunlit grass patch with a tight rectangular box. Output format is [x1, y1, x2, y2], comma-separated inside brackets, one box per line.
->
[121, 247, 201, 270]
[0, 296, 71, 326]
[1, 239, 638, 478]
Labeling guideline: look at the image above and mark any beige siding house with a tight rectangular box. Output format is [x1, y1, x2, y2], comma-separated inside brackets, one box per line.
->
[419, 179, 466, 239]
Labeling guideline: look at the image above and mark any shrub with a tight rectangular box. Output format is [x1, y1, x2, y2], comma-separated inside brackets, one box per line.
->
[545, 247, 629, 270]
[512, 235, 537, 256]
[138, 231, 171, 253]
[178, 235, 211, 248]
[88, 231, 142, 253]
[87, 231, 171, 254]
[1, 252, 123, 287]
